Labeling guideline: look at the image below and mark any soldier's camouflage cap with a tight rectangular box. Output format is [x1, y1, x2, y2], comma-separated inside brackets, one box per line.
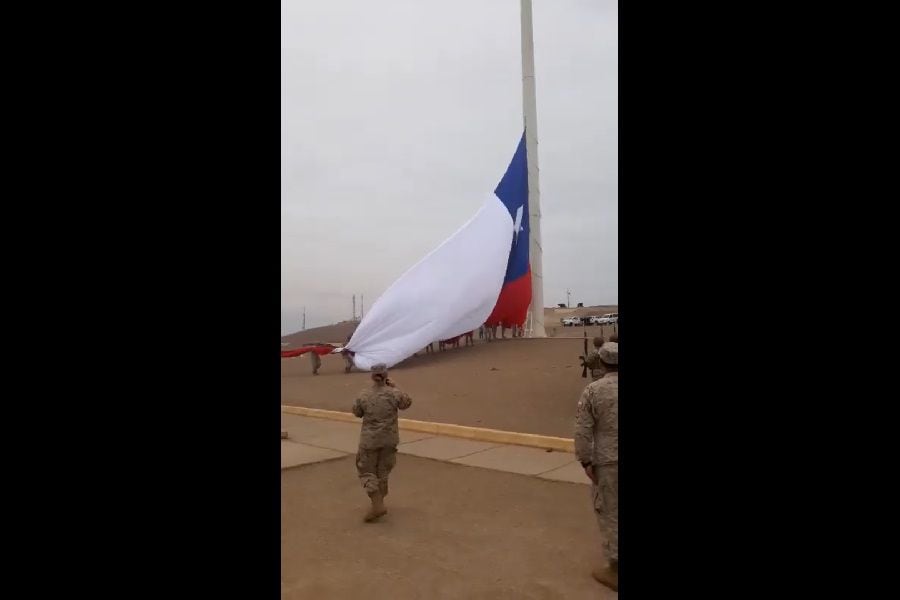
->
[599, 342, 618, 366]
[371, 363, 388, 375]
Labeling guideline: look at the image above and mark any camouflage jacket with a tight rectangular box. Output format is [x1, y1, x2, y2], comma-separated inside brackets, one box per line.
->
[352, 383, 412, 450]
[574, 373, 618, 467]
[584, 349, 607, 379]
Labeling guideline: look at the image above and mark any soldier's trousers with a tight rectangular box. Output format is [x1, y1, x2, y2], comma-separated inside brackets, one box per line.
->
[356, 446, 397, 497]
[592, 463, 618, 562]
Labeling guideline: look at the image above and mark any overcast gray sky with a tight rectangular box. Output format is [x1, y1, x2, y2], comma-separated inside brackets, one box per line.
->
[282, 0, 617, 334]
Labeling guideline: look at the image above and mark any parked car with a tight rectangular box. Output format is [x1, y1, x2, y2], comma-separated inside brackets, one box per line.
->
[561, 316, 583, 327]
[595, 313, 618, 325]
[587, 315, 604, 325]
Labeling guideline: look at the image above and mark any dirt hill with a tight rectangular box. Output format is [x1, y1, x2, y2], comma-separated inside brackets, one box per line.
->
[281, 320, 359, 347]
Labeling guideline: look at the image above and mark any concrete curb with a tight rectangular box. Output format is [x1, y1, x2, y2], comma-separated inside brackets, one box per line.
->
[281, 405, 575, 453]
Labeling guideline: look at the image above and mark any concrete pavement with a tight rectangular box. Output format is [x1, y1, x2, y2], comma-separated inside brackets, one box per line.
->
[281, 412, 588, 486]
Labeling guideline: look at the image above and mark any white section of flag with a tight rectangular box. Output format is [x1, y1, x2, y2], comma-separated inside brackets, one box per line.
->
[348, 194, 513, 370]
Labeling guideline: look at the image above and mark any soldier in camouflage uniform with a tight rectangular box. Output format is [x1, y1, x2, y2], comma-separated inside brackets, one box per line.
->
[352, 363, 412, 522]
[574, 341, 618, 591]
[342, 333, 354, 373]
[583, 336, 607, 381]
[309, 351, 321, 375]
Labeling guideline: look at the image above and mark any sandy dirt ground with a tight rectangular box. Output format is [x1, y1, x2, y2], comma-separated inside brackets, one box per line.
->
[282, 455, 613, 599]
[281, 335, 616, 438]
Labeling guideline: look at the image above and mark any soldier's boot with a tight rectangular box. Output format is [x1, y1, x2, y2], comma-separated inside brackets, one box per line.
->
[591, 560, 618, 591]
[364, 492, 387, 522]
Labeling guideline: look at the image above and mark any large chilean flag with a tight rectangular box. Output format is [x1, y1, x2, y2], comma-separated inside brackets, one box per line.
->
[485, 133, 531, 327]
[344, 133, 529, 370]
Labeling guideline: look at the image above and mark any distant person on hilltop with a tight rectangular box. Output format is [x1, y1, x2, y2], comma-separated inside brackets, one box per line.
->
[352, 364, 412, 522]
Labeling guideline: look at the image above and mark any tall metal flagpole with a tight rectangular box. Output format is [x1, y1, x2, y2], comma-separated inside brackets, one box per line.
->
[521, 0, 546, 337]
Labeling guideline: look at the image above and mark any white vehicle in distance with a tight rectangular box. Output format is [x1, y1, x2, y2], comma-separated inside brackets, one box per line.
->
[594, 313, 618, 325]
[561, 316, 583, 327]
[587, 315, 604, 325]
